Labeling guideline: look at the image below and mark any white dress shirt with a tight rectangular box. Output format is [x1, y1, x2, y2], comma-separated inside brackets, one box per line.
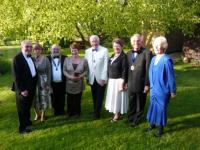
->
[133, 52, 138, 59]
[22, 53, 36, 77]
[85, 45, 109, 85]
[52, 58, 62, 82]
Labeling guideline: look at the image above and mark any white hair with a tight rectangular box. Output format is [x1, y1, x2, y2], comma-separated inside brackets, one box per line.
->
[51, 44, 60, 50]
[130, 34, 143, 42]
[89, 35, 100, 42]
[152, 36, 168, 51]
[21, 40, 32, 47]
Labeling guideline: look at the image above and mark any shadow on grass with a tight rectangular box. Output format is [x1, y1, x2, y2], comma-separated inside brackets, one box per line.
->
[167, 66, 200, 119]
[166, 114, 200, 134]
[31, 101, 113, 132]
[0, 62, 200, 143]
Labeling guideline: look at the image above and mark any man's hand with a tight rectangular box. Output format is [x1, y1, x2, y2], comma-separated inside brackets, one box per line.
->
[45, 85, 50, 91]
[143, 86, 149, 94]
[21, 90, 29, 97]
[99, 80, 106, 86]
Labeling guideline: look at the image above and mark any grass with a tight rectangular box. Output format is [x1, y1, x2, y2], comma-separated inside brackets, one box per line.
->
[0, 46, 200, 150]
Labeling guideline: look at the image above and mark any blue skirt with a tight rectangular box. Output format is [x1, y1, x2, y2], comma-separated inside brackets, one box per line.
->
[147, 92, 170, 126]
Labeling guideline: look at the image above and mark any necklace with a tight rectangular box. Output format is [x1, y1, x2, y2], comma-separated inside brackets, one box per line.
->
[52, 58, 60, 71]
[35, 55, 42, 62]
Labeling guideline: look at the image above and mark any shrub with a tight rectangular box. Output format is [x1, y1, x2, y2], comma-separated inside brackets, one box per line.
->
[0, 58, 11, 75]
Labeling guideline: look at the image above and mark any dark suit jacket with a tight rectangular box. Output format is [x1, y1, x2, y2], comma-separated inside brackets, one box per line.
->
[127, 48, 152, 93]
[12, 52, 37, 96]
[108, 51, 128, 83]
[47, 55, 67, 94]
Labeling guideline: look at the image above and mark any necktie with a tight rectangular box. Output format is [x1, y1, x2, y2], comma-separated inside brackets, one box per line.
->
[27, 54, 31, 57]
[132, 50, 140, 54]
[131, 51, 138, 63]
[53, 56, 59, 59]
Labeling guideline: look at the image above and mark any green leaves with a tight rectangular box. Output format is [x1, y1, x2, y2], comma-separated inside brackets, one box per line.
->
[0, 0, 199, 43]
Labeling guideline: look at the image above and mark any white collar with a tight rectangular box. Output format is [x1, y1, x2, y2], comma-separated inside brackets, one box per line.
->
[22, 52, 29, 59]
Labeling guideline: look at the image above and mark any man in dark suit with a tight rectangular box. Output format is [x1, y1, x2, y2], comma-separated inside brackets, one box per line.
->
[127, 34, 152, 127]
[12, 40, 37, 134]
[47, 44, 66, 116]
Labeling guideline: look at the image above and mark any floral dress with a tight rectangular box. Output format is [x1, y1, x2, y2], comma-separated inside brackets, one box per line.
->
[34, 56, 52, 111]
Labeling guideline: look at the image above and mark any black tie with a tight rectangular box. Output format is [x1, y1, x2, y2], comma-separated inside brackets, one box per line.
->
[53, 56, 59, 59]
[131, 51, 138, 63]
[132, 50, 139, 54]
[92, 49, 97, 52]
[27, 54, 31, 57]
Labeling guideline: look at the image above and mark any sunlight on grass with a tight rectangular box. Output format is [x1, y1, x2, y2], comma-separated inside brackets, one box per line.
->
[0, 48, 200, 150]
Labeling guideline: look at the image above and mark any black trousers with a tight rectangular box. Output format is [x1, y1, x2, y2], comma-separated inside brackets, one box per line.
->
[51, 82, 66, 116]
[91, 79, 106, 118]
[128, 92, 147, 124]
[16, 93, 34, 132]
[67, 92, 82, 116]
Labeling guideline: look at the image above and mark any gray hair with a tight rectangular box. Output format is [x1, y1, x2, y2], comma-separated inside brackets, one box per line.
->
[89, 35, 100, 42]
[152, 36, 168, 51]
[51, 44, 60, 50]
[21, 40, 32, 47]
[130, 34, 143, 42]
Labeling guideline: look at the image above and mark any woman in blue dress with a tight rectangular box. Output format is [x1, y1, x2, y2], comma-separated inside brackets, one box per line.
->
[146, 36, 176, 137]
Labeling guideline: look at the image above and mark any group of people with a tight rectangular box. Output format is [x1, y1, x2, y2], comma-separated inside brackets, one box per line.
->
[12, 34, 176, 138]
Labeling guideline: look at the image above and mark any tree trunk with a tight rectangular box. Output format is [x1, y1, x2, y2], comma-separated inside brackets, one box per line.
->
[75, 24, 86, 46]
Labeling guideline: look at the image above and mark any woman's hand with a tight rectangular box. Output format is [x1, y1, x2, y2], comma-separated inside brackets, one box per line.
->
[71, 76, 81, 81]
[123, 83, 128, 91]
[171, 93, 176, 98]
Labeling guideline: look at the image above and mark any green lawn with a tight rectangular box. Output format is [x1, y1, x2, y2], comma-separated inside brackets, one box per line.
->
[0, 47, 200, 150]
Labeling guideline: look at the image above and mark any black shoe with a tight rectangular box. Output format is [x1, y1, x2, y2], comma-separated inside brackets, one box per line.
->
[19, 128, 32, 134]
[154, 132, 163, 138]
[145, 127, 153, 133]
[128, 116, 134, 122]
[154, 126, 163, 138]
[54, 111, 65, 116]
[25, 128, 32, 132]
[26, 120, 32, 126]
[73, 114, 80, 119]
[94, 114, 100, 119]
[68, 113, 73, 117]
[130, 122, 138, 127]
[145, 124, 156, 133]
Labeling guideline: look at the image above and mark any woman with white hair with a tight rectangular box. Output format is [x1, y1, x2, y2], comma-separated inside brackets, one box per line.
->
[146, 36, 176, 137]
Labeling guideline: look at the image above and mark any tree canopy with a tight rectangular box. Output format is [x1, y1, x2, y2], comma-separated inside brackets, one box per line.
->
[0, 0, 199, 44]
